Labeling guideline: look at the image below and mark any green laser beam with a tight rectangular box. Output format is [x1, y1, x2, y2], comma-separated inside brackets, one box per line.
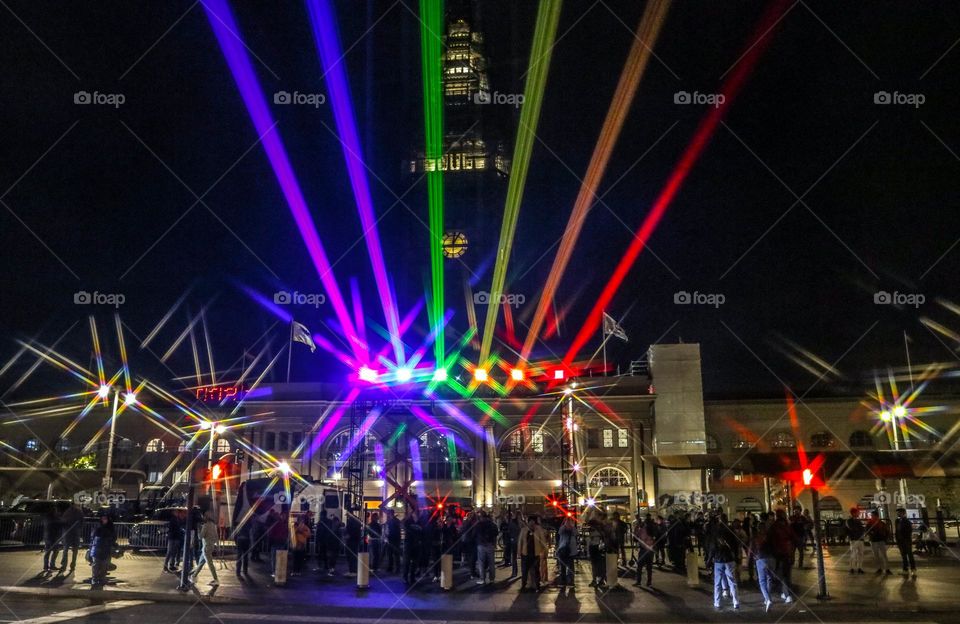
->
[419, 0, 446, 364]
[479, 0, 564, 363]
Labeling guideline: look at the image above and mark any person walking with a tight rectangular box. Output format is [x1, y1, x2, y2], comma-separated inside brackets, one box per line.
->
[865, 509, 892, 575]
[234, 518, 252, 577]
[88, 514, 116, 589]
[190, 510, 220, 587]
[42, 506, 61, 572]
[633, 514, 658, 587]
[57, 501, 84, 574]
[384, 510, 402, 573]
[769, 509, 795, 603]
[894, 508, 916, 577]
[707, 514, 740, 610]
[556, 515, 578, 587]
[292, 515, 311, 576]
[752, 512, 777, 612]
[654, 515, 667, 566]
[475, 510, 498, 585]
[845, 507, 866, 574]
[518, 515, 547, 591]
[163, 509, 184, 574]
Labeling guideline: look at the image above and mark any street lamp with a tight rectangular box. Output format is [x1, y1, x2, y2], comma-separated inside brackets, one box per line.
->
[879, 403, 910, 511]
[804, 468, 829, 600]
[102, 388, 136, 492]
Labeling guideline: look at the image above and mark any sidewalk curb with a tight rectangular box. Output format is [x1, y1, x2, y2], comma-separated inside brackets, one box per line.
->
[0, 585, 250, 605]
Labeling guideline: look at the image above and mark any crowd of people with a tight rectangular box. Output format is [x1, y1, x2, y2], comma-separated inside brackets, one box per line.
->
[36, 495, 929, 602]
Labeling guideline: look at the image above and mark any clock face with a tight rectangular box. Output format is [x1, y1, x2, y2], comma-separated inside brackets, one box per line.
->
[442, 231, 469, 258]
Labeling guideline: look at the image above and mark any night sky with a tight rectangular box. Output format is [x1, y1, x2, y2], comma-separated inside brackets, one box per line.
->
[2, 0, 959, 400]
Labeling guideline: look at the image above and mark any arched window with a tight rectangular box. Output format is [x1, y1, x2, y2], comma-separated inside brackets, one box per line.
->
[216, 438, 231, 454]
[498, 427, 560, 481]
[771, 431, 796, 448]
[55, 437, 70, 452]
[810, 432, 836, 448]
[24, 438, 39, 452]
[325, 430, 378, 479]
[146, 439, 165, 453]
[589, 466, 630, 487]
[416, 428, 472, 480]
[706, 434, 720, 452]
[849, 430, 873, 449]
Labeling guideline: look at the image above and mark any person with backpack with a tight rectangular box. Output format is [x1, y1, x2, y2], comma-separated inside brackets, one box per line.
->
[845, 507, 866, 574]
[895, 508, 916, 577]
[706, 514, 740, 610]
[633, 513, 658, 587]
[865, 509, 892, 575]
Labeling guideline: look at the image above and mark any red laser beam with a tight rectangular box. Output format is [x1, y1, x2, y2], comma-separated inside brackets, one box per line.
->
[564, 0, 792, 365]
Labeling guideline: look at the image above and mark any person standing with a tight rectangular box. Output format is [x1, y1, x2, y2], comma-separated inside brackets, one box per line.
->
[266, 507, 288, 577]
[518, 515, 547, 591]
[612, 512, 628, 568]
[506, 513, 520, 578]
[769, 509, 795, 603]
[42, 506, 61, 572]
[654, 515, 667, 566]
[345, 514, 362, 577]
[234, 518, 252, 577]
[790, 510, 807, 568]
[894, 508, 916, 577]
[865, 509, 892, 575]
[163, 509, 184, 574]
[366, 512, 383, 571]
[475, 510, 498, 585]
[586, 510, 606, 588]
[384, 510, 402, 573]
[633, 514, 658, 587]
[326, 516, 342, 576]
[191, 510, 220, 587]
[57, 501, 84, 574]
[292, 515, 311, 575]
[402, 512, 422, 585]
[89, 514, 116, 589]
[707, 514, 740, 610]
[556, 515, 578, 587]
[460, 511, 477, 577]
[845, 507, 866, 574]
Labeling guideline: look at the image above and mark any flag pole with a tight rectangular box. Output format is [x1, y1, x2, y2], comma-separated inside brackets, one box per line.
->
[602, 310, 607, 377]
[286, 319, 294, 384]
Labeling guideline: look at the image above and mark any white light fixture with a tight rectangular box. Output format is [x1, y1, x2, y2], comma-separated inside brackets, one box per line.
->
[123, 392, 137, 406]
[97, 385, 111, 398]
[396, 367, 412, 382]
[214, 424, 226, 435]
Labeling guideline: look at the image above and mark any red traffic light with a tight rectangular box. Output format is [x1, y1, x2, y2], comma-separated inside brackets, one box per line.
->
[211, 463, 222, 480]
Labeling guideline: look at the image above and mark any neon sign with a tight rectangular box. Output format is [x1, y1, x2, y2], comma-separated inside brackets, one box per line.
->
[195, 384, 246, 403]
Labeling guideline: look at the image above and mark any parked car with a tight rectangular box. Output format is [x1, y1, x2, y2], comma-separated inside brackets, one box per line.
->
[128, 506, 185, 551]
[0, 499, 72, 546]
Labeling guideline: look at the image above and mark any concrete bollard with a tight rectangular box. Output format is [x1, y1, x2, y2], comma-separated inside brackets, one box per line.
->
[274, 549, 288, 586]
[606, 553, 620, 588]
[441, 553, 454, 590]
[357, 551, 370, 589]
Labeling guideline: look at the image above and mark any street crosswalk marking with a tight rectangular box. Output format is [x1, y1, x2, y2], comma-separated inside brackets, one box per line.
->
[9, 600, 152, 624]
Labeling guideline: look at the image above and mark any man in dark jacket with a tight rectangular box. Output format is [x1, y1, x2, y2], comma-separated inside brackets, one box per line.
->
[460, 512, 478, 577]
[42, 507, 61, 572]
[706, 514, 740, 609]
[163, 509, 184, 573]
[384, 510, 402, 573]
[89, 514, 116, 589]
[57, 502, 84, 574]
[845, 507, 865, 573]
[475, 510, 499, 585]
[402, 513, 422, 585]
[895, 508, 916, 577]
